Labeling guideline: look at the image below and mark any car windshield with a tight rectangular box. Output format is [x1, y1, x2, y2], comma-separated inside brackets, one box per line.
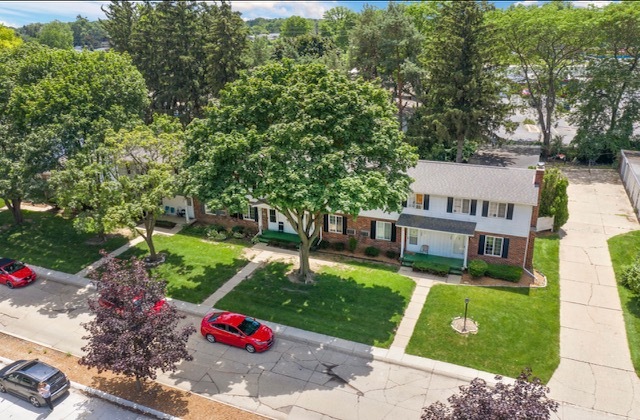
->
[3, 261, 25, 274]
[237, 317, 260, 336]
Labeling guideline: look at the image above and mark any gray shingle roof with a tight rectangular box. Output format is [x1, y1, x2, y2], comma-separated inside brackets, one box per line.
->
[396, 214, 477, 235]
[408, 160, 539, 205]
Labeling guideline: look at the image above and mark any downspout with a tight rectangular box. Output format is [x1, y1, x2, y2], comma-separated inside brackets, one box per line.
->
[463, 235, 469, 269]
[400, 227, 405, 258]
[522, 229, 534, 278]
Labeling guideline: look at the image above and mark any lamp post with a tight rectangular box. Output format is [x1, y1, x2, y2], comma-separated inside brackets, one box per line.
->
[463, 297, 470, 332]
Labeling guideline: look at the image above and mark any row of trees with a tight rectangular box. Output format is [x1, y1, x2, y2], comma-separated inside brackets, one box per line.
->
[16, 16, 108, 49]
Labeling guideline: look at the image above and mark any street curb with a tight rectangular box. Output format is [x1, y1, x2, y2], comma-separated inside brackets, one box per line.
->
[35, 264, 506, 386]
[0, 354, 175, 419]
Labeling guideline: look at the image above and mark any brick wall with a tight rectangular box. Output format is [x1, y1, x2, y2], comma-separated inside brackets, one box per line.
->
[468, 231, 531, 268]
[321, 214, 401, 254]
[192, 198, 259, 236]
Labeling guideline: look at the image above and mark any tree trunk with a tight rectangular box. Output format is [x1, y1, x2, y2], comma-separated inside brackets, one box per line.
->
[143, 213, 157, 260]
[135, 375, 142, 392]
[297, 237, 312, 284]
[6, 198, 24, 225]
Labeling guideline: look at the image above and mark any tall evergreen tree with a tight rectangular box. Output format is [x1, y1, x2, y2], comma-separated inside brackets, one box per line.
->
[416, 1, 508, 163]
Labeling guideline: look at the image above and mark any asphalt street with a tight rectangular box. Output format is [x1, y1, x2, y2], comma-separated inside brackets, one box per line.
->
[0, 279, 466, 420]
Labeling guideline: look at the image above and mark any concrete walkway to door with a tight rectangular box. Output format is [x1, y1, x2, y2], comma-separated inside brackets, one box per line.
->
[548, 168, 640, 419]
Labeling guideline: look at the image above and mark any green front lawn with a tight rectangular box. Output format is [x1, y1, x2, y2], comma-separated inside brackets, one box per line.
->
[608, 230, 640, 377]
[0, 210, 130, 274]
[215, 261, 416, 348]
[119, 233, 249, 304]
[406, 235, 560, 383]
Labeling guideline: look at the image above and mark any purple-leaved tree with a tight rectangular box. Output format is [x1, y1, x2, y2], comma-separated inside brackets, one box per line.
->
[79, 252, 195, 391]
[422, 368, 559, 420]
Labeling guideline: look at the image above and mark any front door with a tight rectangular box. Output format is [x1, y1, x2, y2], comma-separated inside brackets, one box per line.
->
[452, 235, 464, 255]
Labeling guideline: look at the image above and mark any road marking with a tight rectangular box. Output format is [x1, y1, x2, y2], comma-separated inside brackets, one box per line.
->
[524, 124, 540, 133]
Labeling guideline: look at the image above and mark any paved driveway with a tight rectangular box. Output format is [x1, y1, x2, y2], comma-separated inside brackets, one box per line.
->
[549, 168, 640, 419]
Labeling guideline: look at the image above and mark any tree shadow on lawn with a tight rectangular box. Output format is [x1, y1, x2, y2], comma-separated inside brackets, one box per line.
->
[217, 262, 409, 347]
[118, 248, 246, 304]
[0, 211, 128, 273]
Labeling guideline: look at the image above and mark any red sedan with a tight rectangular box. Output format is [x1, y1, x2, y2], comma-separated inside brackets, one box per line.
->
[0, 258, 36, 289]
[200, 311, 274, 353]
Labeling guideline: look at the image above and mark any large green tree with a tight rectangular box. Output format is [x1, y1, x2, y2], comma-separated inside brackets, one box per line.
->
[0, 44, 148, 224]
[185, 62, 417, 282]
[0, 25, 23, 50]
[102, 0, 248, 122]
[413, 1, 508, 163]
[492, 2, 595, 157]
[569, 2, 640, 163]
[37, 20, 74, 49]
[319, 6, 357, 51]
[350, 3, 423, 123]
[101, 115, 185, 261]
[280, 16, 312, 38]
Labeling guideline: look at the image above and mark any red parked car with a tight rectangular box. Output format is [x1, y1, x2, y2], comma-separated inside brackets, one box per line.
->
[98, 294, 166, 314]
[0, 258, 37, 289]
[200, 311, 274, 353]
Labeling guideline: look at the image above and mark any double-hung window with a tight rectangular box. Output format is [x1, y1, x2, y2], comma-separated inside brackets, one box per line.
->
[242, 206, 253, 220]
[269, 209, 277, 223]
[484, 236, 504, 257]
[409, 194, 424, 209]
[376, 221, 392, 241]
[453, 198, 471, 214]
[328, 215, 343, 233]
[408, 228, 418, 245]
[488, 202, 507, 218]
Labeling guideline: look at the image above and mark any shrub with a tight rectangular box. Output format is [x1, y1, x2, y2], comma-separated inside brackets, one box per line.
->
[413, 261, 449, 276]
[522, 117, 536, 125]
[621, 261, 640, 294]
[318, 240, 331, 250]
[333, 242, 346, 251]
[364, 246, 380, 257]
[468, 259, 488, 278]
[539, 168, 569, 231]
[232, 232, 244, 239]
[348, 237, 358, 253]
[385, 250, 398, 259]
[485, 263, 523, 282]
[231, 225, 245, 234]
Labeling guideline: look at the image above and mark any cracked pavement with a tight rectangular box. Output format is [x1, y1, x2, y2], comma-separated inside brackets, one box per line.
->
[548, 168, 640, 420]
[0, 277, 466, 419]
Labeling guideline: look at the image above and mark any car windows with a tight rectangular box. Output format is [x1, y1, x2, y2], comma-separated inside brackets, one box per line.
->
[227, 325, 241, 335]
[213, 323, 228, 332]
[238, 318, 260, 336]
[3, 261, 25, 274]
[6, 373, 21, 384]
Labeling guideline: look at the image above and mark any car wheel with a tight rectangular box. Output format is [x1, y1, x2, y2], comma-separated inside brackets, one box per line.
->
[6, 281, 14, 289]
[0, 382, 5, 392]
[29, 396, 41, 407]
[245, 344, 256, 353]
[205, 334, 216, 343]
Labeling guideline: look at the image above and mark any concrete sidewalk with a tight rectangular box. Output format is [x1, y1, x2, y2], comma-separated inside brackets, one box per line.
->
[548, 168, 640, 419]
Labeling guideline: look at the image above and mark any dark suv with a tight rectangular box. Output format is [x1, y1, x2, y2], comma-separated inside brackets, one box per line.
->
[0, 359, 70, 407]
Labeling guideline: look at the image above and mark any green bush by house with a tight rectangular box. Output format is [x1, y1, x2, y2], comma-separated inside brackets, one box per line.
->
[468, 259, 488, 277]
[413, 261, 449, 276]
[485, 263, 523, 282]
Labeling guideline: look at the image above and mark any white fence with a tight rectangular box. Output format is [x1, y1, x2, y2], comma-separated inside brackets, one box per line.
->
[619, 150, 640, 220]
[536, 216, 554, 232]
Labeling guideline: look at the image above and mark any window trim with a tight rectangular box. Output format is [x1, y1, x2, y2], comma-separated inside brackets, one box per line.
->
[408, 228, 418, 245]
[488, 202, 507, 218]
[484, 236, 504, 257]
[376, 221, 392, 241]
[409, 194, 424, 209]
[453, 198, 471, 214]
[328, 214, 343, 233]
[269, 209, 277, 223]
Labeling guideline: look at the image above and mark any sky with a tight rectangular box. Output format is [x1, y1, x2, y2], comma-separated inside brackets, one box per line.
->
[0, 1, 615, 28]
